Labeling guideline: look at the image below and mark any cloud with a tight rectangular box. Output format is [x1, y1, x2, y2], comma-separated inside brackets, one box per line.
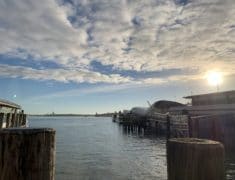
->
[27, 83, 146, 100]
[0, 0, 88, 66]
[0, 0, 234, 84]
[0, 64, 131, 83]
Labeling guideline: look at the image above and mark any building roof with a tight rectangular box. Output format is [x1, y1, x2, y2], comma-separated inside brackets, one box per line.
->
[184, 90, 235, 99]
[0, 99, 21, 109]
[152, 100, 185, 109]
[130, 107, 148, 116]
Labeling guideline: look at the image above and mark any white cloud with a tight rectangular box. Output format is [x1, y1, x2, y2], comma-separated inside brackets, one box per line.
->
[0, 0, 88, 66]
[0, 64, 131, 83]
[0, 0, 234, 84]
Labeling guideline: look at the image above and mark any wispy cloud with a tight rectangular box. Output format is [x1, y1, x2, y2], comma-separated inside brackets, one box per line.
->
[0, 64, 131, 83]
[25, 82, 158, 103]
[0, 0, 234, 84]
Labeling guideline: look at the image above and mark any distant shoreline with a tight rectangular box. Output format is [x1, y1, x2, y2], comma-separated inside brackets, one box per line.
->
[29, 113, 113, 117]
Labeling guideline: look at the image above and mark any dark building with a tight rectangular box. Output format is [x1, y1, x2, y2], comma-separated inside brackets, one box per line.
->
[184, 90, 235, 106]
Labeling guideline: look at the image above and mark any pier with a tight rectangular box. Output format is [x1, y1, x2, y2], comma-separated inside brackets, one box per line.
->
[0, 99, 56, 180]
[114, 90, 235, 152]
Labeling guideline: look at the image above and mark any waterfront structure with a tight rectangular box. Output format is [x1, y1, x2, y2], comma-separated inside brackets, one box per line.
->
[0, 98, 27, 128]
[148, 100, 184, 114]
[171, 90, 235, 116]
[118, 107, 148, 126]
[0, 99, 55, 179]
[147, 100, 185, 133]
[170, 90, 235, 151]
[184, 90, 235, 106]
[0, 98, 21, 113]
[114, 90, 235, 151]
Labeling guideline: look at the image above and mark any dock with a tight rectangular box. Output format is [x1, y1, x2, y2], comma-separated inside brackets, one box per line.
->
[113, 90, 235, 152]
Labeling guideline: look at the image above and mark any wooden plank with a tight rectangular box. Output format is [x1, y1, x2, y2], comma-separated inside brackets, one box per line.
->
[189, 113, 235, 152]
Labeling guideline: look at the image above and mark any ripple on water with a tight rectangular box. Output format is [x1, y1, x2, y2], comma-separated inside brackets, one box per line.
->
[29, 116, 234, 180]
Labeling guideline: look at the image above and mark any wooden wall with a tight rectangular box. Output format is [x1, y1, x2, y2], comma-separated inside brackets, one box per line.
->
[189, 113, 235, 152]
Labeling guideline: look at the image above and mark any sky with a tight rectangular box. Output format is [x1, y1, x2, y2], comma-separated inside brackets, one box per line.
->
[0, 0, 235, 114]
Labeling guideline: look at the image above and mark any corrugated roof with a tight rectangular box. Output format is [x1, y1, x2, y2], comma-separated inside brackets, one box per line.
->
[0, 99, 21, 109]
[184, 90, 235, 99]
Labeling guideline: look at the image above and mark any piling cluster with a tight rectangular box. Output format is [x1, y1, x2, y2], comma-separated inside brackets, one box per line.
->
[0, 100, 56, 180]
[0, 111, 27, 128]
[113, 93, 235, 180]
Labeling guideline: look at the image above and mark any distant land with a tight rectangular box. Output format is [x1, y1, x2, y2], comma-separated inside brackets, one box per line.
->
[29, 112, 114, 117]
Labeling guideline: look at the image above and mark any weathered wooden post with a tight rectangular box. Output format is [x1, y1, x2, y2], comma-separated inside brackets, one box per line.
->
[22, 114, 27, 127]
[166, 115, 171, 141]
[18, 110, 23, 127]
[0, 113, 4, 129]
[0, 128, 56, 180]
[167, 138, 225, 180]
[10, 113, 15, 128]
[6, 113, 11, 128]
[15, 113, 20, 127]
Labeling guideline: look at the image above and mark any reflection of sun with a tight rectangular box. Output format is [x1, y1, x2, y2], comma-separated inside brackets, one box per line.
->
[206, 71, 222, 86]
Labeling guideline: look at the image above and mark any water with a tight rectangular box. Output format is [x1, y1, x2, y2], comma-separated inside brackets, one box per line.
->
[29, 116, 235, 180]
[226, 154, 235, 180]
[29, 116, 167, 180]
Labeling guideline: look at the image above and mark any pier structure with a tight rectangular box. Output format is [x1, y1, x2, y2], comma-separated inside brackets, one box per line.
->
[0, 99, 56, 180]
[114, 90, 235, 152]
[170, 90, 235, 152]
[0, 99, 27, 128]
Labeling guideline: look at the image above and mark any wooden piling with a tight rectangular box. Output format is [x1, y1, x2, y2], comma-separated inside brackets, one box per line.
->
[166, 115, 170, 141]
[167, 138, 225, 180]
[15, 113, 20, 127]
[10, 113, 15, 128]
[22, 114, 27, 127]
[6, 113, 12, 128]
[18, 110, 24, 127]
[0, 128, 56, 180]
[0, 113, 4, 129]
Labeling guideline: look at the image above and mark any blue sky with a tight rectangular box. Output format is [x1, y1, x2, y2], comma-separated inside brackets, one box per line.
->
[0, 0, 235, 114]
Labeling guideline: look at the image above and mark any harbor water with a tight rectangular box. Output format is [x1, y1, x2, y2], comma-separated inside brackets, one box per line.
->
[29, 116, 235, 180]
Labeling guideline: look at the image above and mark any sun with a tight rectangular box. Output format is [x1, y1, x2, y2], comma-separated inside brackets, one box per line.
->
[206, 71, 222, 86]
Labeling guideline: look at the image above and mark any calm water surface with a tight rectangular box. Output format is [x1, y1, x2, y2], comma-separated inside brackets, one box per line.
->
[29, 116, 167, 180]
[29, 116, 235, 180]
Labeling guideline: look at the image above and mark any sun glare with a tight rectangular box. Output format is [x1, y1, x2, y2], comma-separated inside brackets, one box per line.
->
[206, 71, 222, 86]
